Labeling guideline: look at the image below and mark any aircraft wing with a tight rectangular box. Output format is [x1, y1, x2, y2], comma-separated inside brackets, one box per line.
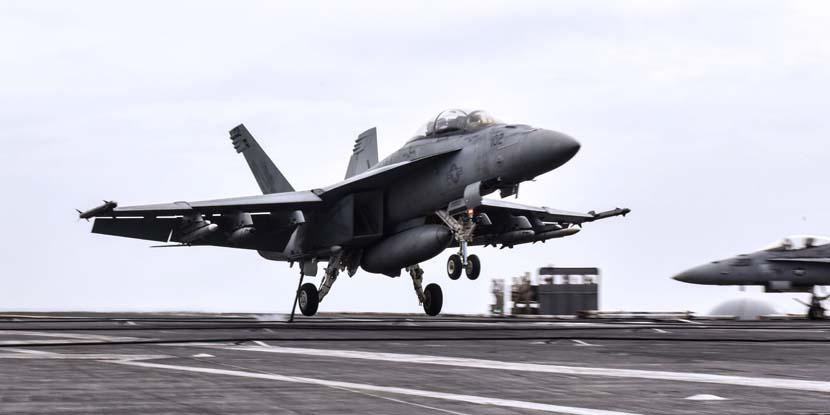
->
[478, 199, 630, 225]
[85, 191, 320, 249]
[767, 257, 830, 264]
[466, 199, 629, 248]
[91, 191, 323, 218]
[83, 148, 460, 248]
[92, 213, 295, 250]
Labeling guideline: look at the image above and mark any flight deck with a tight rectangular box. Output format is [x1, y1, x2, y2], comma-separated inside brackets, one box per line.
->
[1, 313, 828, 414]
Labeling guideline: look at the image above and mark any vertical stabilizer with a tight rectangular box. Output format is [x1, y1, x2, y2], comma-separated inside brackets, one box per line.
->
[229, 124, 294, 194]
[345, 127, 378, 179]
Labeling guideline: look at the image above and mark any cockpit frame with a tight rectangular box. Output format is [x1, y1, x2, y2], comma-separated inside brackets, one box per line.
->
[408, 109, 500, 143]
[762, 235, 830, 251]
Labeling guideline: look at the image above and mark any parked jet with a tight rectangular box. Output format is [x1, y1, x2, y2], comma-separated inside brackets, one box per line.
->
[674, 235, 830, 319]
[80, 109, 629, 317]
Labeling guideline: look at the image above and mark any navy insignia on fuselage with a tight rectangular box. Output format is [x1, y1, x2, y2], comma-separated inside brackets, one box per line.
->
[447, 163, 463, 184]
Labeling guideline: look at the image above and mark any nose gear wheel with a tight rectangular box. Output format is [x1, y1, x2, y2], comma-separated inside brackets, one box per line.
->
[447, 255, 462, 280]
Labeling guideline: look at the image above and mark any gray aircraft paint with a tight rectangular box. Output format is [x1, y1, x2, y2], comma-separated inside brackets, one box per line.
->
[674, 237, 830, 290]
[81, 109, 627, 314]
[673, 236, 830, 318]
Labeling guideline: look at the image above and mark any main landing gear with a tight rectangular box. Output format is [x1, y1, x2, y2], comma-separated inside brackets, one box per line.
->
[291, 254, 445, 318]
[295, 253, 347, 318]
[409, 264, 443, 316]
[806, 292, 830, 320]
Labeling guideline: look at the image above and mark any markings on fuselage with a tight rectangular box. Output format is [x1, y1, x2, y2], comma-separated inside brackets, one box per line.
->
[216, 344, 830, 393]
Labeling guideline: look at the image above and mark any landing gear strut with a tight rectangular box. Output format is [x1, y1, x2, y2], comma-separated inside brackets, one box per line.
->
[294, 252, 346, 318]
[408, 264, 443, 316]
[437, 209, 483, 281]
[807, 292, 829, 320]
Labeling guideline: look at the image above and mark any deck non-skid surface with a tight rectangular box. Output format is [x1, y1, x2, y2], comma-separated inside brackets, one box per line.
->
[0, 313, 828, 414]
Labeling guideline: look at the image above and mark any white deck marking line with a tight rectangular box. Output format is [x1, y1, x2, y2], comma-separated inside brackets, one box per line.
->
[334, 386, 474, 415]
[253, 340, 270, 347]
[572, 340, 598, 347]
[685, 394, 727, 401]
[4, 348, 170, 361]
[0, 330, 142, 342]
[110, 359, 640, 415]
[0, 314, 81, 319]
[652, 329, 669, 334]
[675, 319, 703, 325]
[220, 345, 830, 393]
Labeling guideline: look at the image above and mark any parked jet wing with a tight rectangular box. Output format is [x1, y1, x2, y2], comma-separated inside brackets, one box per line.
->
[477, 199, 630, 225]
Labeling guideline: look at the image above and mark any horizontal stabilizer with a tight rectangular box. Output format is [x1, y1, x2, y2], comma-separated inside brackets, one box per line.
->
[345, 127, 378, 179]
[229, 124, 294, 194]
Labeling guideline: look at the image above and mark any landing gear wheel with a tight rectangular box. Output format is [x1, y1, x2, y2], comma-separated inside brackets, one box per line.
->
[423, 283, 443, 316]
[298, 283, 319, 317]
[465, 254, 481, 280]
[447, 255, 462, 280]
[808, 305, 824, 320]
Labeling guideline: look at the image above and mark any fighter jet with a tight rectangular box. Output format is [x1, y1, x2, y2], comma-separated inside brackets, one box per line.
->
[673, 235, 830, 319]
[80, 109, 629, 317]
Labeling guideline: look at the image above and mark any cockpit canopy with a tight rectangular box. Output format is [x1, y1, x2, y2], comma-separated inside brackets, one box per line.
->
[762, 235, 830, 251]
[409, 109, 499, 142]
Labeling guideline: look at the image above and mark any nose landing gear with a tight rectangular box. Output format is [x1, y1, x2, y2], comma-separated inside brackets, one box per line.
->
[465, 254, 481, 280]
[447, 255, 462, 280]
[438, 208, 484, 281]
[447, 253, 480, 280]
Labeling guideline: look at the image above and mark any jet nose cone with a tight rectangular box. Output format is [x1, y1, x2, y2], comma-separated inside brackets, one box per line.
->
[560, 133, 581, 161]
[672, 263, 721, 285]
[672, 271, 693, 283]
[522, 129, 581, 175]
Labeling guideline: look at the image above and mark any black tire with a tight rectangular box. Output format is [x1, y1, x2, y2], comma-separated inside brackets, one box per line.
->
[447, 255, 462, 280]
[808, 306, 824, 320]
[298, 283, 319, 317]
[465, 254, 481, 280]
[423, 283, 443, 316]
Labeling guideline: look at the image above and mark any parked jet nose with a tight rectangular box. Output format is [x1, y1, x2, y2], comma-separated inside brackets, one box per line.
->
[521, 129, 581, 176]
[673, 263, 723, 285]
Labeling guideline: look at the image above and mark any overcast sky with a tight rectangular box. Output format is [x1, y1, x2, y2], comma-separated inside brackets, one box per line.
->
[2, 1, 829, 315]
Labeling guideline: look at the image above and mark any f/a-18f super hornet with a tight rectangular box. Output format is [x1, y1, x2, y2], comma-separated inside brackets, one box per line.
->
[80, 109, 629, 317]
[674, 235, 830, 319]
